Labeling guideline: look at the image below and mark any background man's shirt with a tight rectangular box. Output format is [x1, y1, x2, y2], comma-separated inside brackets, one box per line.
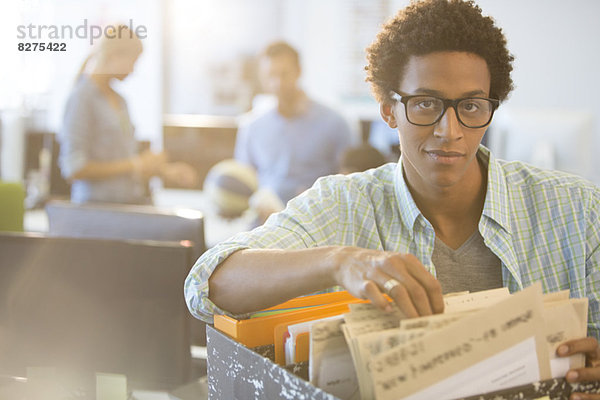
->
[235, 100, 353, 203]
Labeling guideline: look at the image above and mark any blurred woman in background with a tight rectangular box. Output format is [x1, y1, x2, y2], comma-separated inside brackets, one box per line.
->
[58, 24, 196, 204]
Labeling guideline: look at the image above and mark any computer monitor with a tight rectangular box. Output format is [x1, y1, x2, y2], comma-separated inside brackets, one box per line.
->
[163, 114, 238, 189]
[0, 233, 193, 391]
[45, 200, 206, 259]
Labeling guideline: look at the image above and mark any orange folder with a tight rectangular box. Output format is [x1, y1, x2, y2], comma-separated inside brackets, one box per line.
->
[273, 325, 316, 365]
[295, 332, 310, 363]
[213, 290, 366, 349]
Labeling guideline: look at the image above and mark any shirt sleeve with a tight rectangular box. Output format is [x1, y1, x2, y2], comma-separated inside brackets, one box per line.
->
[184, 176, 345, 323]
[585, 187, 600, 341]
[58, 85, 94, 179]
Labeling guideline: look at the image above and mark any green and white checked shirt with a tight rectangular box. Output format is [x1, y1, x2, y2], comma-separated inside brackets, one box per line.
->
[185, 146, 600, 340]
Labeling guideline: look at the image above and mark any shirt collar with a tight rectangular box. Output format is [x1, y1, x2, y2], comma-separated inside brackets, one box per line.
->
[479, 145, 512, 234]
[393, 145, 512, 235]
[394, 159, 424, 233]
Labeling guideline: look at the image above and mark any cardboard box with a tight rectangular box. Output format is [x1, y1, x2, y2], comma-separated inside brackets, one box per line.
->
[207, 325, 336, 399]
[207, 326, 600, 400]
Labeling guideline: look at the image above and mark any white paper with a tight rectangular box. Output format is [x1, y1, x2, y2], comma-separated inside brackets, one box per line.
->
[317, 344, 361, 400]
[286, 314, 342, 364]
[403, 337, 540, 400]
[310, 318, 360, 399]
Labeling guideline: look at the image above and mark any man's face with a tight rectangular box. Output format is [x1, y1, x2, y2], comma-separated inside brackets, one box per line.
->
[386, 51, 492, 193]
[259, 54, 300, 99]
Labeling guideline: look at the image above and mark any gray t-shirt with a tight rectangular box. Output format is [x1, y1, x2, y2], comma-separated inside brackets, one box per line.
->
[433, 230, 503, 294]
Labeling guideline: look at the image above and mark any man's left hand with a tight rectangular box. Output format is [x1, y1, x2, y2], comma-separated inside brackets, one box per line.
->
[558, 337, 600, 399]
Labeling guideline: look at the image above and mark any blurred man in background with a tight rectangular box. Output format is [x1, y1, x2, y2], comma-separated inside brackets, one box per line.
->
[234, 41, 353, 204]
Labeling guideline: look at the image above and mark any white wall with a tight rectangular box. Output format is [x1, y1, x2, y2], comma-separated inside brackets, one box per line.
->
[280, 0, 600, 183]
[1, 0, 163, 147]
[4, 0, 600, 184]
[163, 0, 393, 142]
[477, 0, 600, 183]
[164, 0, 284, 115]
[281, 0, 396, 119]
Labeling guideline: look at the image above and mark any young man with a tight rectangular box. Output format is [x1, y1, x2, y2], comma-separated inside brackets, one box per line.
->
[186, 0, 600, 395]
[234, 41, 353, 203]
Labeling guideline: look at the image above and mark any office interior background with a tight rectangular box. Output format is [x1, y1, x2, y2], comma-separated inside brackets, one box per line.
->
[1, 0, 600, 189]
[1, 0, 600, 397]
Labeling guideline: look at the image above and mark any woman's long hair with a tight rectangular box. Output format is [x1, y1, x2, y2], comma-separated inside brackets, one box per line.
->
[75, 24, 143, 82]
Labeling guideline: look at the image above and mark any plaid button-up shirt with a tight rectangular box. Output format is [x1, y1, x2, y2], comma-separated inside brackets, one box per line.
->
[185, 146, 600, 340]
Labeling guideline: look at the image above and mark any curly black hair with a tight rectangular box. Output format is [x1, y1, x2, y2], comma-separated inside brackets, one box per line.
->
[366, 0, 514, 104]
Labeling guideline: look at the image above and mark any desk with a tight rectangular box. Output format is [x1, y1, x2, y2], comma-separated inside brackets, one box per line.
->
[0, 375, 208, 400]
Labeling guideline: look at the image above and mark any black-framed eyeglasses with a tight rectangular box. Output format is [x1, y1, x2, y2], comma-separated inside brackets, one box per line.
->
[390, 90, 500, 129]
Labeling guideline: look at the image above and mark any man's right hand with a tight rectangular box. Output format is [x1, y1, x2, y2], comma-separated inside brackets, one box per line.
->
[331, 247, 444, 318]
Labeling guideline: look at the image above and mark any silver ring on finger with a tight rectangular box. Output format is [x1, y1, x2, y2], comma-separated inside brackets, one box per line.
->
[383, 278, 401, 295]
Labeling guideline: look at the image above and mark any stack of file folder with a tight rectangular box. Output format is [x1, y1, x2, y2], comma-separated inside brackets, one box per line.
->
[211, 283, 600, 399]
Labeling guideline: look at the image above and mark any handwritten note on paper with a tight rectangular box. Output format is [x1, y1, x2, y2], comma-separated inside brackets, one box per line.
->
[310, 318, 360, 400]
[345, 303, 404, 324]
[399, 310, 474, 331]
[403, 337, 541, 400]
[310, 318, 345, 383]
[544, 297, 588, 377]
[342, 303, 407, 400]
[443, 287, 510, 313]
[354, 329, 427, 400]
[344, 316, 400, 338]
[370, 283, 549, 400]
